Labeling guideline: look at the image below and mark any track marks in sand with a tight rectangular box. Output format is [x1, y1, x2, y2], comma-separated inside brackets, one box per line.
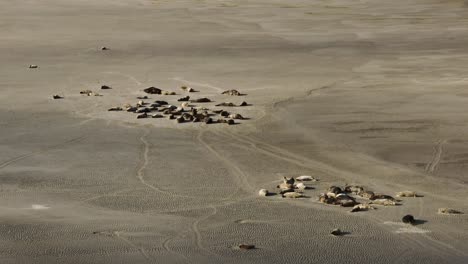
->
[216, 129, 343, 178]
[191, 206, 220, 257]
[0, 136, 86, 170]
[114, 231, 155, 263]
[171, 77, 224, 93]
[196, 130, 254, 194]
[137, 128, 193, 198]
[425, 139, 445, 174]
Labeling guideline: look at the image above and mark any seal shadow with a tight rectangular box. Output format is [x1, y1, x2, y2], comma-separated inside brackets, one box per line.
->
[412, 219, 427, 226]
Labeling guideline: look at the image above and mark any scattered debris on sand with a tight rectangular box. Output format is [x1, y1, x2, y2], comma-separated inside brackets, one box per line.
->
[438, 208, 463, 215]
[144, 87, 162, 94]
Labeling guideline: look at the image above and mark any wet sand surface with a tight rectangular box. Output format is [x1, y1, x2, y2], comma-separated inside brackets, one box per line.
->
[1, 0, 468, 263]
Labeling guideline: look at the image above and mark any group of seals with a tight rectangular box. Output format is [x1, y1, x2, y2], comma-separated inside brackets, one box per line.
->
[67, 83, 252, 126]
[110, 99, 241, 125]
[319, 185, 401, 211]
[258, 176, 316, 198]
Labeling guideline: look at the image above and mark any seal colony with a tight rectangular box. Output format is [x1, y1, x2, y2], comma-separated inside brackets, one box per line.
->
[258, 176, 439, 217]
[66, 85, 252, 126]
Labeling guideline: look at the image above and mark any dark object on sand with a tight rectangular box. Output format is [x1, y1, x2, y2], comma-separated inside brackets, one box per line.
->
[328, 186, 342, 194]
[137, 113, 147, 119]
[192, 98, 211, 103]
[331, 229, 342, 236]
[240, 101, 248, 106]
[52, 95, 63, 99]
[178, 96, 190, 102]
[181, 86, 196, 92]
[238, 244, 255, 250]
[137, 96, 148, 99]
[154, 100, 168, 105]
[220, 111, 230, 117]
[144, 87, 162, 94]
[29, 64, 38, 69]
[80, 90, 93, 95]
[101, 46, 109, 50]
[227, 119, 235, 125]
[101, 85, 111, 89]
[402, 215, 415, 224]
[216, 102, 236, 107]
[205, 117, 213, 124]
[108, 107, 123, 111]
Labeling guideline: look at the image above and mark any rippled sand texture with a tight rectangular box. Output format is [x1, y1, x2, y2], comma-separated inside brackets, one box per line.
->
[1, 0, 468, 263]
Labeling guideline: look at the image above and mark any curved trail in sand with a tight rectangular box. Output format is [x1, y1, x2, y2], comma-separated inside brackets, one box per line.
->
[425, 139, 445, 174]
[114, 231, 155, 263]
[137, 127, 195, 199]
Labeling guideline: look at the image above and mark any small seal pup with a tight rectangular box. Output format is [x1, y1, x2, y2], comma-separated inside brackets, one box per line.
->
[52, 95, 63, 99]
[258, 189, 269, 196]
[191, 98, 211, 103]
[137, 113, 148, 119]
[228, 113, 244, 119]
[178, 96, 190, 102]
[296, 175, 318, 182]
[221, 89, 242, 96]
[277, 177, 295, 194]
[108, 107, 123, 111]
[216, 102, 236, 107]
[181, 86, 196, 92]
[370, 199, 397, 206]
[328, 186, 343, 195]
[282, 192, 304, 198]
[358, 190, 375, 199]
[350, 204, 376, 213]
[396, 191, 419, 197]
[345, 185, 364, 194]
